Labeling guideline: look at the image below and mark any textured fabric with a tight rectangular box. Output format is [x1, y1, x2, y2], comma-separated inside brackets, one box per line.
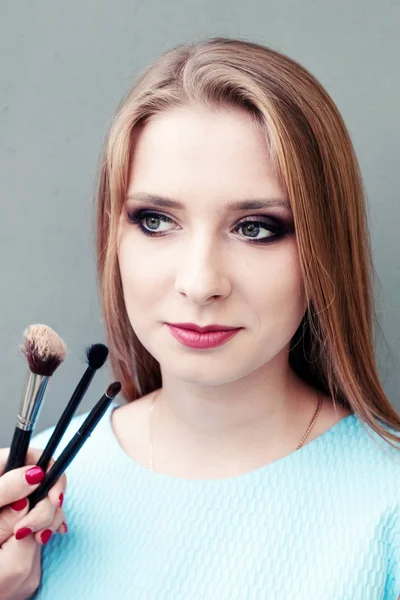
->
[29, 401, 400, 600]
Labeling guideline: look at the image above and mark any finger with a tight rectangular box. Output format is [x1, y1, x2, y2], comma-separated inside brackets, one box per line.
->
[12, 497, 57, 541]
[0, 448, 66, 509]
[0, 496, 30, 546]
[0, 463, 46, 548]
[0, 446, 63, 481]
[35, 507, 67, 545]
[0, 464, 45, 508]
[0, 473, 66, 548]
[0, 446, 46, 474]
[45, 473, 67, 509]
[0, 534, 40, 598]
[25, 447, 67, 508]
[57, 520, 68, 534]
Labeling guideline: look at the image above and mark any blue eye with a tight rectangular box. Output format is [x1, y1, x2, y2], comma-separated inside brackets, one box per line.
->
[234, 220, 276, 241]
[126, 209, 291, 244]
[131, 212, 172, 234]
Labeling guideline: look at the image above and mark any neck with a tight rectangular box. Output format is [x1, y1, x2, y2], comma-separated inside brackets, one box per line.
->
[153, 362, 320, 461]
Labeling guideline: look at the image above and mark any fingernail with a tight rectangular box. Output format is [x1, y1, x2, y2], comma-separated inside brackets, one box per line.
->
[59, 492, 64, 508]
[25, 466, 44, 485]
[40, 529, 53, 545]
[10, 498, 28, 511]
[61, 521, 68, 534]
[15, 527, 32, 540]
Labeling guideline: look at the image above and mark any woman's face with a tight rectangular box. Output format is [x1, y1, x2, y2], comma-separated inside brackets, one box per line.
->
[117, 104, 306, 385]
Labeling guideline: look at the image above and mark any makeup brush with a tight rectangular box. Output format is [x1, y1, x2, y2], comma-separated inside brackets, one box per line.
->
[36, 343, 109, 474]
[4, 324, 67, 474]
[28, 381, 121, 509]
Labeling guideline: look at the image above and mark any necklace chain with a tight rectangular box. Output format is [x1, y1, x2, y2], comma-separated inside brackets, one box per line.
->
[148, 389, 322, 472]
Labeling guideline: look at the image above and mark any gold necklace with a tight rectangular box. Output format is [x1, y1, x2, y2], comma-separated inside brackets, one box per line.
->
[148, 389, 322, 472]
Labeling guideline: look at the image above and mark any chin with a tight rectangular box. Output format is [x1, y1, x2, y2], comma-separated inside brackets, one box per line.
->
[158, 352, 260, 386]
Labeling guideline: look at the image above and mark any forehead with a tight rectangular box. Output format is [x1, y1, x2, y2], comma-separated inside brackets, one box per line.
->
[128, 105, 284, 201]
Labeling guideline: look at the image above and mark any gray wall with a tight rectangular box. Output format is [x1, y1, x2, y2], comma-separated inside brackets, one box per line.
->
[1, 0, 399, 447]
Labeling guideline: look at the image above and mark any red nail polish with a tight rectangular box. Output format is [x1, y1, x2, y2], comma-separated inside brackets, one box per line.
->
[40, 529, 53, 545]
[61, 521, 68, 534]
[10, 498, 28, 511]
[59, 492, 64, 508]
[25, 466, 44, 485]
[15, 527, 32, 540]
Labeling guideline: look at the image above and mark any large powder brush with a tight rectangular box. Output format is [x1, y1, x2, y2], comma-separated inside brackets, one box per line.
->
[3, 324, 67, 473]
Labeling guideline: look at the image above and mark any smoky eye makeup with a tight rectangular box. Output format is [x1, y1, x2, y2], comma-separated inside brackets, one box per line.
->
[124, 205, 295, 245]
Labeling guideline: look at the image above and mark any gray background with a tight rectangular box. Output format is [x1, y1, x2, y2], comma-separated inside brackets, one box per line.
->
[0, 0, 399, 447]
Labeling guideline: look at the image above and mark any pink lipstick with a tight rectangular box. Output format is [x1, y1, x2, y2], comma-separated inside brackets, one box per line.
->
[166, 323, 241, 349]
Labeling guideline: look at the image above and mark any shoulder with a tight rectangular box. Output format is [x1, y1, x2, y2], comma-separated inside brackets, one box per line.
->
[323, 413, 400, 524]
[331, 416, 400, 593]
[375, 425, 400, 600]
[351, 417, 400, 494]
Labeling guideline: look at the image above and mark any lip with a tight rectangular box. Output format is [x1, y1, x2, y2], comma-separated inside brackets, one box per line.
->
[167, 322, 239, 333]
[166, 324, 241, 349]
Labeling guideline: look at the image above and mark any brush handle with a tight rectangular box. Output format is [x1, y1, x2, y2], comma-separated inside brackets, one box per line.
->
[28, 393, 113, 508]
[36, 367, 95, 473]
[4, 427, 31, 473]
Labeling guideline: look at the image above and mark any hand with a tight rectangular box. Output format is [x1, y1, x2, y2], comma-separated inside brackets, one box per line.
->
[0, 447, 67, 600]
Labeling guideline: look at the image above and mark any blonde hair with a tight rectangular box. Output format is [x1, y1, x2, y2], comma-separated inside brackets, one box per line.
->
[96, 37, 400, 450]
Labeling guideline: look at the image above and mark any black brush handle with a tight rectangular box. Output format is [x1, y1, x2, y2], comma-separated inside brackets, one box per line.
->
[29, 393, 113, 508]
[4, 427, 31, 473]
[36, 367, 95, 473]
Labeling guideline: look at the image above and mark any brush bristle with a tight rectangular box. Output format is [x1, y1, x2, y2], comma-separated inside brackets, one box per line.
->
[21, 324, 67, 376]
[86, 343, 109, 370]
[106, 381, 121, 398]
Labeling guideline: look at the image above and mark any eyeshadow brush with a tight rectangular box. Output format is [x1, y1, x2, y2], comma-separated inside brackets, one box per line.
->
[36, 343, 109, 473]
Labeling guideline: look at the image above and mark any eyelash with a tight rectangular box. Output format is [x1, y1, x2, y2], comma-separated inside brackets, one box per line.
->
[126, 208, 290, 245]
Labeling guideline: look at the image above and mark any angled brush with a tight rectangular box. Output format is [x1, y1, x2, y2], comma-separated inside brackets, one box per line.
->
[29, 381, 121, 508]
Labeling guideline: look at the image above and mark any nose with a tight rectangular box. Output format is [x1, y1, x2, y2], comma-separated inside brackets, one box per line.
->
[174, 238, 231, 306]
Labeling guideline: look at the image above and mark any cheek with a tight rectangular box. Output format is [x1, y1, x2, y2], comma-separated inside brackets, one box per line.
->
[249, 246, 306, 328]
[117, 235, 157, 308]
[117, 237, 159, 350]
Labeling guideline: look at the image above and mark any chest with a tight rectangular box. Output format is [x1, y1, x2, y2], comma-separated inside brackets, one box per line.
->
[37, 480, 391, 600]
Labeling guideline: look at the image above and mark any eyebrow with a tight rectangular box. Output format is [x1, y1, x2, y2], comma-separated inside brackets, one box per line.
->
[126, 192, 291, 212]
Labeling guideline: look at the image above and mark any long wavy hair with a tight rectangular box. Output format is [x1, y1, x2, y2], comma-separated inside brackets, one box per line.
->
[96, 37, 400, 450]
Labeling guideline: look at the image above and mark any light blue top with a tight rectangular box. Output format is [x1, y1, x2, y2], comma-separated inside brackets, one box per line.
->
[30, 401, 400, 600]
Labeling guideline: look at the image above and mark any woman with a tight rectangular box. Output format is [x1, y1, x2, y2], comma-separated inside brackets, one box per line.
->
[0, 37, 399, 599]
